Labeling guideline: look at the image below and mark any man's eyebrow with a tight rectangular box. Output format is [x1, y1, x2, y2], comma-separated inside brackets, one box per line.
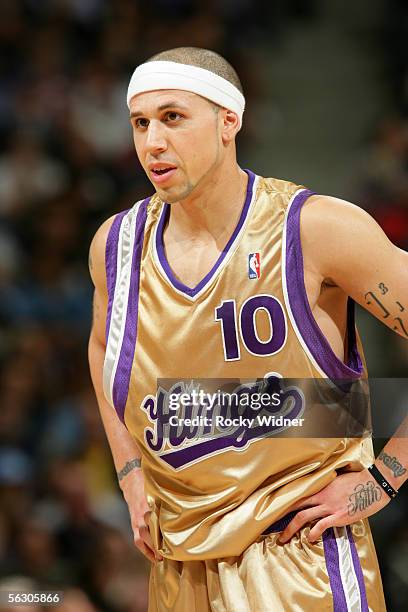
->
[130, 101, 189, 118]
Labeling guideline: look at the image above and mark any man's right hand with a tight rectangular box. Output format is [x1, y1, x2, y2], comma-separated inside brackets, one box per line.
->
[120, 469, 163, 563]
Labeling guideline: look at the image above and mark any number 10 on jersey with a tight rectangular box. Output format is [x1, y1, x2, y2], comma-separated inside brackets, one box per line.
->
[215, 295, 287, 361]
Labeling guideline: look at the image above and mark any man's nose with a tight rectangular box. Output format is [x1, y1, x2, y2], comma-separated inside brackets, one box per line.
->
[145, 121, 167, 154]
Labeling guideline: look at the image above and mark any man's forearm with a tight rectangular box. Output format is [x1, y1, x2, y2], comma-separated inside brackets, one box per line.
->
[373, 414, 408, 492]
[88, 330, 142, 489]
[117, 458, 142, 481]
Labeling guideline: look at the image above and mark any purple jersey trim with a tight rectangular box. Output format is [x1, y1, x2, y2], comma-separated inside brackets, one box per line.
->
[322, 528, 349, 611]
[346, 525, 369, 612]
[105, 209, 130, 343]
[285, 190, 363, 379]
[112, 198, 150, 422]
[155, 169, 256, 297]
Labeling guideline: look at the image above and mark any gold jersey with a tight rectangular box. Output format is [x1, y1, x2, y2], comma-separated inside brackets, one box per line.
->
[103, 170, 374, 560]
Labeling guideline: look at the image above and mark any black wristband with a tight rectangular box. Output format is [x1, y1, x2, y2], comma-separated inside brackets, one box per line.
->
[368, 464, 398, 499]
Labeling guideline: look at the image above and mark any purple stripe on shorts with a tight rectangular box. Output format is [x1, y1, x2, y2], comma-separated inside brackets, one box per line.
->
[105, 209, 129, 343]
[155, 168, 255, 297]
[322, 527, 349, 611]
[112, 198, 149, 422]
[285, 190, 363, 380]
[346, 525, 369, 612]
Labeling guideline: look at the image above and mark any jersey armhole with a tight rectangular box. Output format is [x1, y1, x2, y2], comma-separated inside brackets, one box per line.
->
[282, 189, 364, 380]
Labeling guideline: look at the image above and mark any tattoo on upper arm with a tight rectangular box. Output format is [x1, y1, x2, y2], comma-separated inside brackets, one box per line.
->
[364, 291, 390, 318]
[347, 481, 382, 516]
[378, 451, 407, 478]
[117, 458, 141, 481]
[393, 317, 408, 337]
[364, 283, 408, 338]
[89, 253, 93, 272]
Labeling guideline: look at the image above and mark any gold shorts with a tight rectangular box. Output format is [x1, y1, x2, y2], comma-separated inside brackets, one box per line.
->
[148, 513, 386, 611]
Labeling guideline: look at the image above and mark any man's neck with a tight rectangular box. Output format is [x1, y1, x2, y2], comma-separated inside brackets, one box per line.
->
[165, 163, 249, 248]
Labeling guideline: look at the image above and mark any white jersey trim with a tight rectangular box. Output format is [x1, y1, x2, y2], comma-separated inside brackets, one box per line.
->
[103, 200, 142, 407]
[334, 526, 363, 611]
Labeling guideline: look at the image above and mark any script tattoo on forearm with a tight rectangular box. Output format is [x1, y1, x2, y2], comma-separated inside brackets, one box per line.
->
[378, 451, 407, 478]
[364, 284, 408, 338]
[347, 481, 382, 516]
[117, 458, 141, 481]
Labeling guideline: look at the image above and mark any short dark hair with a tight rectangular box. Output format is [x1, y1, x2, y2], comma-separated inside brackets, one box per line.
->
[147, 47, 243, 95]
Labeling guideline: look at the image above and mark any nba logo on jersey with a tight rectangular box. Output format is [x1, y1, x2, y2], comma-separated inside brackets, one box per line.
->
[248, 253, 261, 279]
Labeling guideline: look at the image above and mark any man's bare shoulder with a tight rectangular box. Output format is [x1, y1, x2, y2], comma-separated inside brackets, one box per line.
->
[301, 194, 377, 234]
[300, 194, 383, 255]
[300, 193, 395, 284]
[89, 214, 117, 293]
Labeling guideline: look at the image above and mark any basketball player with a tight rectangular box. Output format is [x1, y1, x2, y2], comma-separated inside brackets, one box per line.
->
[88, 48, 408, 611]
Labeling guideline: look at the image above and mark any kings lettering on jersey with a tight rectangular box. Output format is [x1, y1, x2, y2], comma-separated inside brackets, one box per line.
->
[102, 170, 374, 560]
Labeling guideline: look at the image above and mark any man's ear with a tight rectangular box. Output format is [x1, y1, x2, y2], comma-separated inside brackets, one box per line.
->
[220, 109, 240, 144]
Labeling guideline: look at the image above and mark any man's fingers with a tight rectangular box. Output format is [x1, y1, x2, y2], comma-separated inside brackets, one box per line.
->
[287, 494, 321, 513]
[308, 516, 335, 542]
[278, 506, 327, 543]
[141, 510, 163, 559]
[135, 538, 156, 563]
[139, 524, 163, 561]
[139, 524, 154, 547]
[134, 529, 161, 562]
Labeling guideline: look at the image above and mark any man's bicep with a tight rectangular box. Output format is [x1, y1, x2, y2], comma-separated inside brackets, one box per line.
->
[349, 243, 408, 339]
[91, 288, 108, 345]
[88, 214, 116, 342]
[331, 209, 408, 338]
[303, 196, 408, 339]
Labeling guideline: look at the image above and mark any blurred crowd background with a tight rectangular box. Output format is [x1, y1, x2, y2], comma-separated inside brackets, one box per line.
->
[0, 0, 408, 610]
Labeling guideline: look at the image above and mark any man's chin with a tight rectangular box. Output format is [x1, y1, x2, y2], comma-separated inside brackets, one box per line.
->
[155, 183, 194, 204]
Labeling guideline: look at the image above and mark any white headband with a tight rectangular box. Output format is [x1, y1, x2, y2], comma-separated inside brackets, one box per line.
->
[127, 60, 245, 128]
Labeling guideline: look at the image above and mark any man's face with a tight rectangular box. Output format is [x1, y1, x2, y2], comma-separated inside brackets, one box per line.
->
[129, 90, 222, 203]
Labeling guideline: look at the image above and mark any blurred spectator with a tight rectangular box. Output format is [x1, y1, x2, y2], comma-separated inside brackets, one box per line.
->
[0, 132, 68, 217]
[355, 116, 408, 249]
[69, 61, 130, 159]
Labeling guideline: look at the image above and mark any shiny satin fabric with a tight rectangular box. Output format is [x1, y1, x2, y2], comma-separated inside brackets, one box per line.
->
[146, 435, 375, 560]
[148, 517, 386, 611]
[105, 173, 374, 560]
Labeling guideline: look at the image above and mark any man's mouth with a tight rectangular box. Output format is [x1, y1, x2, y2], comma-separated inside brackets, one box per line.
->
[152, 167, 173, 176]
[149, 165, 177, 184]
[149, 162, 177, 184]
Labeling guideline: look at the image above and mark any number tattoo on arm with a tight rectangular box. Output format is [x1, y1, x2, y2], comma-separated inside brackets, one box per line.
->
[364, 283, 408, 338]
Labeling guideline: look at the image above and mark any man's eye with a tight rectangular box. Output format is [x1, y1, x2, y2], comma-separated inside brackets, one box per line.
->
[134, 118, 149, 129]
[166, 112, 181, 122]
